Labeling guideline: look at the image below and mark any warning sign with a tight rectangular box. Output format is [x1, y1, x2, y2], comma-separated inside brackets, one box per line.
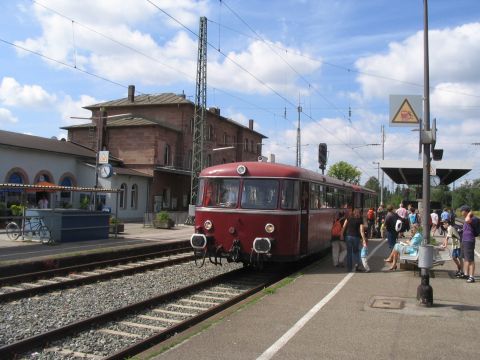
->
[389, 95, 422, 127]
[98, 150, 109, 164]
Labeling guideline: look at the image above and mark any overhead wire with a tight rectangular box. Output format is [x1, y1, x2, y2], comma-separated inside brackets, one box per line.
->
[29, 0, 283, 119]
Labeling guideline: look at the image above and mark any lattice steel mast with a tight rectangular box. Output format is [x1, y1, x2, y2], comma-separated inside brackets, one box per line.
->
[190, 16, 207, 206]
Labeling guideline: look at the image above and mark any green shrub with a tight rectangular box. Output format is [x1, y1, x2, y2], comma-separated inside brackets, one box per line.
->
[10, 204, 25, 216]
[156, 211, 170, 222]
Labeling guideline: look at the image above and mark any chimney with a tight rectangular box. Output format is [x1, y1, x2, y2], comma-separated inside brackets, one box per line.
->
[209, 107, 220, 116]
[248, 119, 254, 130]
[128, 85, 135, 102]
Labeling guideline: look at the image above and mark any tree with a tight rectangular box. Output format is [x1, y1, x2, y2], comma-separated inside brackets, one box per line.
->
[364, 176, 380, 193]
[327, 161, 361, 184]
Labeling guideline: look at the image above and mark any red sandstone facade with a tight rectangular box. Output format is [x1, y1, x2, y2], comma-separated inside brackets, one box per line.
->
[64, 90, 266, 213]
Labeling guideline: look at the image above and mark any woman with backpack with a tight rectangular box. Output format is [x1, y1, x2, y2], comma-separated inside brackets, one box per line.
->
[331, 211, 347, 267]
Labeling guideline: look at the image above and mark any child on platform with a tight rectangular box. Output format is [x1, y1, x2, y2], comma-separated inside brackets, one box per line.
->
[440, 220, 463, 277]
[361, 238, 371, 273]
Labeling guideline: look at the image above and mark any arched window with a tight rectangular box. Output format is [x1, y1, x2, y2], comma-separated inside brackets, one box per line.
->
[8, 172, 24, 184]
[119, 183, 128, 209]
[5, 171, 26, 205]
[164, 144, 171, 166]
[223, 132, 228, 145]
[244, 138, 248, 151]
[130, 184, 138, 209]
[206, 154, 212, 167]
[250, 140, 254, 152]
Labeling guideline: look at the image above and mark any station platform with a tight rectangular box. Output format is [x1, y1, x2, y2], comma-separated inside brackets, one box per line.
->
[141, 237, 480, 360]
[0, 223, 193, 270]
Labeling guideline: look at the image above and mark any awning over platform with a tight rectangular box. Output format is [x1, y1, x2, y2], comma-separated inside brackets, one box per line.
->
[379, 160, 472, 186]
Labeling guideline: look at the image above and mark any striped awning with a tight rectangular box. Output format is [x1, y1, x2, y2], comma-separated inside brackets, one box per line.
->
[0, 183, 120, 193]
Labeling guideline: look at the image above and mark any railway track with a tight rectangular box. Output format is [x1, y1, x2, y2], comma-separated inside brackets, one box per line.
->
[0, 248, 194, 302]
[0, 266, 288, 359]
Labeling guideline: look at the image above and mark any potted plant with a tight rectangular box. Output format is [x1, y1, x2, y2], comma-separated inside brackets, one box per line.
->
[109, 216, 124, 233]
[154, 211, 175, 229]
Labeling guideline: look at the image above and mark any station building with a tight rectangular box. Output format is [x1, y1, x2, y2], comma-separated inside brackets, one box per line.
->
[63, 86, 267, 219]
[0, 130, 150, 220]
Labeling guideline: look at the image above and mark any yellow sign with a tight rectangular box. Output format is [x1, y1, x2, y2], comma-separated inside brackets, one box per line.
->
[98, 150, 109, 164]
[392, 99, 420, 124]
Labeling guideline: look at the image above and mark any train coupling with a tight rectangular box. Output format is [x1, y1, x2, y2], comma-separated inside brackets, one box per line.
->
[253, 237, 274, 255]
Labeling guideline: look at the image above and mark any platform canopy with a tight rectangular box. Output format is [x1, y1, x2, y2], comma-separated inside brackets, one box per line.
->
[379, 160, 472, 186]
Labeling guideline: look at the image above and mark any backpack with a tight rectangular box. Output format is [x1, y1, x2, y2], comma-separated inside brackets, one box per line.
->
[367, 209, 374, 221]
[331, 219, 343, 238]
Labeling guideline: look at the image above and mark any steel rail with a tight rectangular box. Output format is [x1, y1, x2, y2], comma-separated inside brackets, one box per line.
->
[0, 267, 253, 359]
[0, 250, 194, 303]
[0, 246, 192, 286]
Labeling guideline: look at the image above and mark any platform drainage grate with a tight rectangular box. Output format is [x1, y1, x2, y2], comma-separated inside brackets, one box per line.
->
[370, 298, 405, 310]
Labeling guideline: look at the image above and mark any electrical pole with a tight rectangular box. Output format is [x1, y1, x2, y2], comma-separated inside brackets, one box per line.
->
[381, 124, 385, 205]
[418, 0, 433, 307]
[189, 16, 207, 220]
[296, 99, 302, 167]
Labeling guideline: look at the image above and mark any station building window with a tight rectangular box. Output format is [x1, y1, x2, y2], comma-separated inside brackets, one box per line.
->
[164, 144, 171, 166]
[119, 183, 128, 209]
[130, 184, 138, 209]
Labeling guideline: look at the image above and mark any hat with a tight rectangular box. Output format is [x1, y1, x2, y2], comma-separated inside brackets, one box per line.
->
[460, 205, 471, 212]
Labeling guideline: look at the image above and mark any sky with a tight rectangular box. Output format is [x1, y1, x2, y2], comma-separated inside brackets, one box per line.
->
[1, 0, 479, 185]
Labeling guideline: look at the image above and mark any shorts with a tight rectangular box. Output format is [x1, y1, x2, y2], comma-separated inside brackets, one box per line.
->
[451, 248, 461, 259]
[463, 241, 475, 262]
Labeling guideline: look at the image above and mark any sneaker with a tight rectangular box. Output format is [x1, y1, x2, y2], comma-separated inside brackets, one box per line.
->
[461, 274, 469, 279]
[467, 276, 475, 283]
[455, 270, 464, 278]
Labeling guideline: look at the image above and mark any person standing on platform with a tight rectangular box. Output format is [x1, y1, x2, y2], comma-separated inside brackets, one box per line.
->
[331, 212, 347, 267]
[440, 220, 463, 278]
[341, 208, 366, 272]
[460, 205, 478, 283]
[431, 210, 439, 236]
[367, 207, 375, 239]
[384, 205, 398, 250]
[376, 204, 386, 239]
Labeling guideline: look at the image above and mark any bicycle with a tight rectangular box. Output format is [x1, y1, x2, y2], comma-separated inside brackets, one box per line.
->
[5, 217, 52, 244]
[5, 221, 21, 240]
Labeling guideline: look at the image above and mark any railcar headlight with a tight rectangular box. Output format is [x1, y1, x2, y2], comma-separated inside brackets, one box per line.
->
[204, 219, 213, 231]
[265, 223, 275, 234]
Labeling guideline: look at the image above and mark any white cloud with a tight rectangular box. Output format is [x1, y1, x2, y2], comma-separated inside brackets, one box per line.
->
[0, 108, 18, 124]
[210, 40, 321, 96]
[354, 22, 480, 122]
[57, 94, 101, 126]
[0, 77, 57, 108]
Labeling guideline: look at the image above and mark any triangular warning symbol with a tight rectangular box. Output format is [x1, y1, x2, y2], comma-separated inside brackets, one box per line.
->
[392, 99, 419, 124]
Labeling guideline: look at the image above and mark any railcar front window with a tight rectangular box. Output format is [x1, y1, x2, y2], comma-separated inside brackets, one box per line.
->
[241, 179, 279, 210]
[202, 178, 239, 208]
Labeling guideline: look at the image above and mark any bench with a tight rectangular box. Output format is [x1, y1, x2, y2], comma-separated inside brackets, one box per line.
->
[399, 246, 452, 272]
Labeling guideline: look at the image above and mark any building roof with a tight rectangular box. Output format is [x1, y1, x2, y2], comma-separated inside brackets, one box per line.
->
[83, 92, 267, 139]
[85, 93, 191, 109]
[62, 116, 181, 132]
[114, 167, 152, 178]
[0, 129, 97, 159]
[379, 160, 472, 186]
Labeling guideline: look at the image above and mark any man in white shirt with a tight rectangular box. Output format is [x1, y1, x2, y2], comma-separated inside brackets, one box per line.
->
[430, 210, 439, 235]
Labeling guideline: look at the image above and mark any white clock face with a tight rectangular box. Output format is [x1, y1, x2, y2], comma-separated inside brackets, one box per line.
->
[430, 175, 440, 187]
[100, 164, 112, 178]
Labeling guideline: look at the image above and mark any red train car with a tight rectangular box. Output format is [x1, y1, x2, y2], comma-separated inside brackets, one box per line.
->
[190, 162, 376, 267]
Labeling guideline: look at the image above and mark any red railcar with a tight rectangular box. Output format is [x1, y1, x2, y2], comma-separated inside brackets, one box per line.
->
[190, 162, 376, 267]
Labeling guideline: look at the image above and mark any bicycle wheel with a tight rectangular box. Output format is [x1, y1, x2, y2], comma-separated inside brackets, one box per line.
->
[39, 226, 52, 244]
[6, 222, 21, 240]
